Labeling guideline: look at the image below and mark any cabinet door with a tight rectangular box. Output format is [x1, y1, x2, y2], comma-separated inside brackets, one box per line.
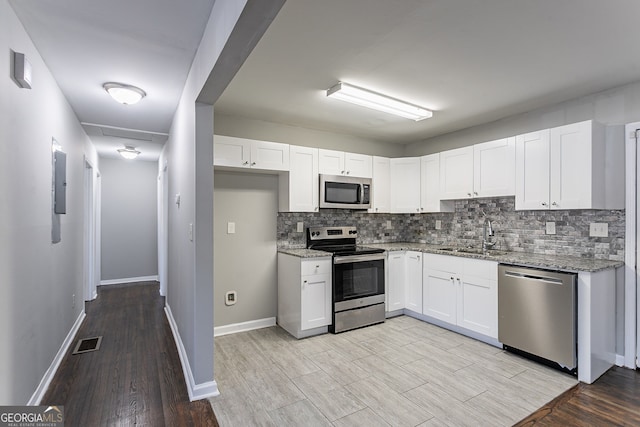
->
[422, 268, 457, 324]
[515, 129, 550, 210]
[550, 121, 592, 209]
[213, 135, 251, 167]
[390, 157, 421, 213]
[457, 274, 497, 338]
[301, 273, 331, 330]
[474, 137, 516, 197]
[439, 146, 474, 200]
[387, 252, 405, 312]
[405, 251, 423, 313]
[251, 140, 290, 171]
[420, 153, 440, 212]
[370, 156, 390, 213]
[287, 145, 319, 212]
[318, 149, 345, 175]
[345, 153, 373, 178]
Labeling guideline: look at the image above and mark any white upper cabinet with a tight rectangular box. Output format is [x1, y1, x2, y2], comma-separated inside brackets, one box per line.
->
[369, 156, 390, 213]
[515, 129, 551, 210]
[390, 157, 421, 213]
[280, 145, 319, 212]
[319, 149, 372, 178]
[439, 146, 474, 199]
[214, 135, 289, 171]
[420, 153, 453, 213]
[440, 139, 516, 200]
[473, 137, 516, 197]
[515, 120, 623, 210]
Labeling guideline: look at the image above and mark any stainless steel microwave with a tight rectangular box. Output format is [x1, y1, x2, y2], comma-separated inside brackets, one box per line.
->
[319, 174, 371, 209]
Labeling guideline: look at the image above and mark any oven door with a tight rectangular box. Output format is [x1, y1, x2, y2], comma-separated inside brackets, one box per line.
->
[333, 253, 385, 312]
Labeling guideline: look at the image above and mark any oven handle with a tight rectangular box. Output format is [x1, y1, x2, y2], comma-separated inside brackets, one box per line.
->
[334, 253, 386, 264]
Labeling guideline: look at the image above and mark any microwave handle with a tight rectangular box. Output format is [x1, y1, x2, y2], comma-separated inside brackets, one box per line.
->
[359, 184, 364, 203]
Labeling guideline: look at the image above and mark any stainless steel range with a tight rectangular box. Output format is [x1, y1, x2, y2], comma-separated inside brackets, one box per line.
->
[307, 226, 385, 333]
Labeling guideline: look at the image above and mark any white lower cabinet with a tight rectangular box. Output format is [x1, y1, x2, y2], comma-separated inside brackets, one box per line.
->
[423, 254, 498, 338]
[278, 254, 332, 338]
[405, 251, 423, 313]
[386, 251, 423, 314]
[386, 251, 405, 312]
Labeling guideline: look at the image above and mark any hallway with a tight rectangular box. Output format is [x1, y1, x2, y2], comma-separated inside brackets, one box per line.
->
[42, 282, 218, 426]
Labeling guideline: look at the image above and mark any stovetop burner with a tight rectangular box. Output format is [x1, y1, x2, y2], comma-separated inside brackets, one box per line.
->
[306, 226, 384, 256]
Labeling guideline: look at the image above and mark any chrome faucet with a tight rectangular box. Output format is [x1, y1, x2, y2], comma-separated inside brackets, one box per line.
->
[482, 211, 496, 251]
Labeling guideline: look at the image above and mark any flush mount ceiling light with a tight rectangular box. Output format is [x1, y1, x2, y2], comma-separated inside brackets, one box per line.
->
[103, 82, 146, 105]
[117, 145, 141, 160]
[326, 82, 433, 121]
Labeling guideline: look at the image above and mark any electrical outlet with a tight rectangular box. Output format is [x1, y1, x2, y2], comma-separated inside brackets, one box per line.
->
[435, 220, 442, 230]
[227, 222, 235, 234]
[546, 222, 556, 235]
[590, 222, 608, 237]
[225, 291, 237, 306]
[297, 222, 304, 233]
[386, 220, 392, 229]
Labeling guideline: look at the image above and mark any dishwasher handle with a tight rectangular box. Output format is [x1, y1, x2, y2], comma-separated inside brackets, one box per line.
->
[503, 270, 565, 285]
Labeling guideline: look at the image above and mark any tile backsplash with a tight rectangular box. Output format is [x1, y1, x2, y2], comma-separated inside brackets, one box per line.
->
[277, 197, 625, 261]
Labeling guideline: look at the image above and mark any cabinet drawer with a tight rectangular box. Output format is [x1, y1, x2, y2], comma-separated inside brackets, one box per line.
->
[302, 258, 332, 276]
[423, 253, 461, 273]
[463, 258, 497, 280]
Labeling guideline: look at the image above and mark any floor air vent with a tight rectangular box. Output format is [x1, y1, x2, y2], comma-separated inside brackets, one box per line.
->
[72, 336, 102, 355]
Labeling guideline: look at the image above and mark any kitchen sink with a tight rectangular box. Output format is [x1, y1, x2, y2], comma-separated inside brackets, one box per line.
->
[438, 247, 508, 256]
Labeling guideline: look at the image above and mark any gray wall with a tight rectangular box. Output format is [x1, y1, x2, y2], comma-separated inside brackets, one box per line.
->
[214, 113, 405, 158]
[214, 171, 278, 326]
[100, 157, 158, 281]
[405, 80, 640, 156]
[0, 1, 99, 404]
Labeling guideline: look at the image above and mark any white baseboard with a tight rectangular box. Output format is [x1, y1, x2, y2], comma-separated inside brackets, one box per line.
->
[29, 310, 86, 405]
[100, 275, 159, 286]
[214, 317, 276, 337]
[615, 353, 626, 367]
[164, 304, 219, 401]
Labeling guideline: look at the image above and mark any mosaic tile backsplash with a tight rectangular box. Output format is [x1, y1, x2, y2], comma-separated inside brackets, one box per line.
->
[278, 197, 625, 261]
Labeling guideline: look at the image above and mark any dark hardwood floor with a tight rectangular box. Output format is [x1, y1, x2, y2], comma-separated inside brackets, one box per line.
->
[515, 366, 640, 426]
[42, 282, 219, 427]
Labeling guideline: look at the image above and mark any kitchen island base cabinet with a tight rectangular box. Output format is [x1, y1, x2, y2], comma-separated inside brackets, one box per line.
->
[278, 254, 332, 339]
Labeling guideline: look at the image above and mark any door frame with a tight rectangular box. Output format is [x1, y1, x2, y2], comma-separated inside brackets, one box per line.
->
[625, 121, 640, 368]
[83, 157, 100, 301]
[158, 161, 168, 296]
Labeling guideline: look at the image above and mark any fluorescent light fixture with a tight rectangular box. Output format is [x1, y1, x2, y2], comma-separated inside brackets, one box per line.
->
[104, 82, 146, 105]
[117, 146, 141, 160]
[326, 82, 432, 121]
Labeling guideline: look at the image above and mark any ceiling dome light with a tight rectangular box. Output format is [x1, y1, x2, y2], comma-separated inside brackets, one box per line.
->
[117, 145, 141, 160]
[104, 82, 146, 105]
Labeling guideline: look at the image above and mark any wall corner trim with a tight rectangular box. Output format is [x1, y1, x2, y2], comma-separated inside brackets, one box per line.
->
[164, 304, 219, 401]
[28, 310, 86, 405]
[213, 317, 276, 337]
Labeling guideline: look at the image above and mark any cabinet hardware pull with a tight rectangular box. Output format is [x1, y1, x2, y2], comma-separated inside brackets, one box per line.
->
[243, 161, 249, 165]
[450, 277, 454, 280]
[474, 192, 478, 196]
[541, 202, 548, 206]
[552, 202, 558, 206]
[467, 192, 472, 197]
[341, 170, 345, 174]
[251, 162, 256, 166]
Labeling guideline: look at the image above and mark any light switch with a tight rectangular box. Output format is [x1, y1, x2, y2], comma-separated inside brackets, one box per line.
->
[227, 222, 236, 234]
[435, 220, 442, 230]
[386, 220, 392, 229]
[297, 222, 304, 233]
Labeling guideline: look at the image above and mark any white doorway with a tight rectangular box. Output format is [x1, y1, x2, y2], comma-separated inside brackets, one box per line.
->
[83, 158, 100, 301]
[625, 121, 640, 368]
[158, 161, 168, 296]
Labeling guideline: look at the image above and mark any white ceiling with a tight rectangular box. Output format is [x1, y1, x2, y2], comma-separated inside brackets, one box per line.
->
[215, 0, 640, 144]
[9, 0, 640, 159]
[9, 0, 215, 160]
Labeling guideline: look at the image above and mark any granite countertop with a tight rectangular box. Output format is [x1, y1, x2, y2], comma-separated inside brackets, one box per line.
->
[363, 242, 623, 273]
[278, 243, 623, 273]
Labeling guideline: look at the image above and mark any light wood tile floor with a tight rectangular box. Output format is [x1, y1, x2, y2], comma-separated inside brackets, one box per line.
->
[209, 315, 577, 426]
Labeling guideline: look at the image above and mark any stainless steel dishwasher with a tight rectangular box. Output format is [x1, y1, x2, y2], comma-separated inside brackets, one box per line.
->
[498, 264, 577, 372]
